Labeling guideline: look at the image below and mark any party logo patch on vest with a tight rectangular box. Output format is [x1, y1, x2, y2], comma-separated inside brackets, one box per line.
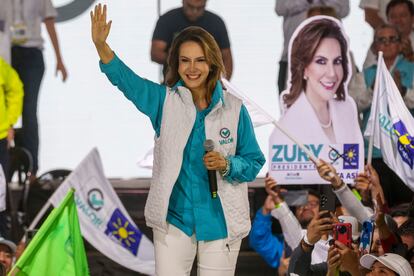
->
[219, 128, 234, 145]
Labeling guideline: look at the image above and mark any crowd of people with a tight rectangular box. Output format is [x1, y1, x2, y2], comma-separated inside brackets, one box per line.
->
[1, 0, 414, 275]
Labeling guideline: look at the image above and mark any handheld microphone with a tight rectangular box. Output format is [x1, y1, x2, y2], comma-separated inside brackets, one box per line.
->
[204, 139, 218, 199]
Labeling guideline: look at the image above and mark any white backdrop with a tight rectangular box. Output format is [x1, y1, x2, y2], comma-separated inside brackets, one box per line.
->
[37, 0, 372, 178]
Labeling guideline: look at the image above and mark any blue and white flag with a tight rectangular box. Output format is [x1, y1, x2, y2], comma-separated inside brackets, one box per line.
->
[50, 148, 155, 275]
[364, 54, 414, 191]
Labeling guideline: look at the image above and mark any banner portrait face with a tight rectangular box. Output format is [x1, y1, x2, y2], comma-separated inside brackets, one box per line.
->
[269, 16, 364, 184]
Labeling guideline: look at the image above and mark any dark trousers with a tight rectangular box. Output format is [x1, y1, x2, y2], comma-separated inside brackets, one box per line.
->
[0, 139, 8, 181]
[11, 46, 45, 174]
[372, 158, 414, 207]
[278, 60, 288, 93]
[0, 139, 8, 238]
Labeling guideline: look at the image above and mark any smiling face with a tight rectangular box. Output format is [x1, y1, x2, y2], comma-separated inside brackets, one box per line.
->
[304, 38, 344, 103]
[178, 41, 210, 94]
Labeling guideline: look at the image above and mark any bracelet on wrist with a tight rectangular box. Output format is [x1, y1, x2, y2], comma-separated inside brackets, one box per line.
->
[301, 238, 314, 250]
[220, 157, 231, 177]
[303, 234, 315, 246]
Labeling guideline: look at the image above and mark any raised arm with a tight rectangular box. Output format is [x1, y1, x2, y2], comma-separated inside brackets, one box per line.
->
[91, 4, 166, 134]
[91, 4, 114, 64]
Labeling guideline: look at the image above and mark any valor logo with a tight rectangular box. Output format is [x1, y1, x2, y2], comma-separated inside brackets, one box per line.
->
[220, 128, 230, 138]
[219, 128, 233, 145]
[87, 188, 104, 211]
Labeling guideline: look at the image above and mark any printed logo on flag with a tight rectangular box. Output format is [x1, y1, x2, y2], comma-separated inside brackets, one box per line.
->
[105, 208, 142, 256]
[393, 121, 414, 169]
[328, 144, 359, 169]
[87, 188, 104, 211]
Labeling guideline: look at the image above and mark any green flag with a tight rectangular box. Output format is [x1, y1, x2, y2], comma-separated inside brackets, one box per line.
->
[10, 188, 89, 275]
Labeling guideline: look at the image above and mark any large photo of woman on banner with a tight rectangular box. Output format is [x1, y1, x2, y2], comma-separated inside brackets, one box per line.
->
[269, 16, 364, 184]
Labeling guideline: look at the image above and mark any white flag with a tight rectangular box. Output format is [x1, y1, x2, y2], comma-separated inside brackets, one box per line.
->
[364, 54, 414, 191]
[221, 78, 276, 127]
[50, 148, 155, 275]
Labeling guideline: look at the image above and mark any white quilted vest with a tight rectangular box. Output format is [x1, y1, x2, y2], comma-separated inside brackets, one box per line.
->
[144, 85, 251, 245]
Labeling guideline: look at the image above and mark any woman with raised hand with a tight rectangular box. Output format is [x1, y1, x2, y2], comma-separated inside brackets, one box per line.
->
[90, 4, 265, 276]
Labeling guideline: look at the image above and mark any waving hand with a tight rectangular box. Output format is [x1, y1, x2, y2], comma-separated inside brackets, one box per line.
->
[90, 4, 114, 63]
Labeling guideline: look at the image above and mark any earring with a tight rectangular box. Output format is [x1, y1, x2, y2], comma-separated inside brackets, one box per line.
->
[304, 76, 308, 80]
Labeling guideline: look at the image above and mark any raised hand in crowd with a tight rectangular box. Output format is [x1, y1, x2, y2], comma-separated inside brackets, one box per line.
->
[277, 252, 289, 276]
[366, 164, 385, 207]
[327, 243, 341, 276]
[90, 4, 114, 63]
[315, 159, 344, 190]
[354, 170, 371, 204]
[262, 174, 286, 215]
[327, 240, 360, 276]
[305, 210, 333, 247]
[401, 37, 414, 62]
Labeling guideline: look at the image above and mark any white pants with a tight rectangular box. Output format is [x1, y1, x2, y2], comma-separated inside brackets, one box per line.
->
[153, 224, 241, 276]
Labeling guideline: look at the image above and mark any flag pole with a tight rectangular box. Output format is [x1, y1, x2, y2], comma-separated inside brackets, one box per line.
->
[27, 200, 52, 231]
[367, 51, 384, 165]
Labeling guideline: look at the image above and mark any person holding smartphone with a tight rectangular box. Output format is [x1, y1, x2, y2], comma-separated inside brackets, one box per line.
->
[249, 174, 329, 268]
[287, 210, 334, 275]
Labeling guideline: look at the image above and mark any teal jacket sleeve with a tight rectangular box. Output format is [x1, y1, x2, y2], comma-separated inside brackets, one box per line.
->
[99, 54, 166, 135]
[225, 105, 265, 183]
[249, 208, 284, 268]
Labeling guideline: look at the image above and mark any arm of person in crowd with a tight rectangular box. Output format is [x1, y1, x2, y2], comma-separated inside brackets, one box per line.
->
[220, 48, 233, 80]
[400, 38, 414, 62]
[327, 241, 360, 276]
[265, 175, 303, 250]
[374, 194, 403, 255]
[1, 59, 23, 147]
[274, 0, 312, 16]
[91, 4, 166, 133]
[249, 196, 284, 268]
[322, 0, 350, 18]
[348, 72, 373, 112]
[316, 159, 373, 223]
[44, 17, 68, 81]
[214, 105, 265, 183]
[249, 176, 287, 268]
[150, 40, 168, 65]
[363, 8, 385, 29]
[287, 211, 333, 276]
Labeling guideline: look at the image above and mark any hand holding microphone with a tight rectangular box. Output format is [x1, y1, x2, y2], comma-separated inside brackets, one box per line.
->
[203, 140, 227, 198]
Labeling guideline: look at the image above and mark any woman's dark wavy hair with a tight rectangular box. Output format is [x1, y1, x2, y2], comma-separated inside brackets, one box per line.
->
[165, 26, 225, 103]
[284, 18, 349, 108]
